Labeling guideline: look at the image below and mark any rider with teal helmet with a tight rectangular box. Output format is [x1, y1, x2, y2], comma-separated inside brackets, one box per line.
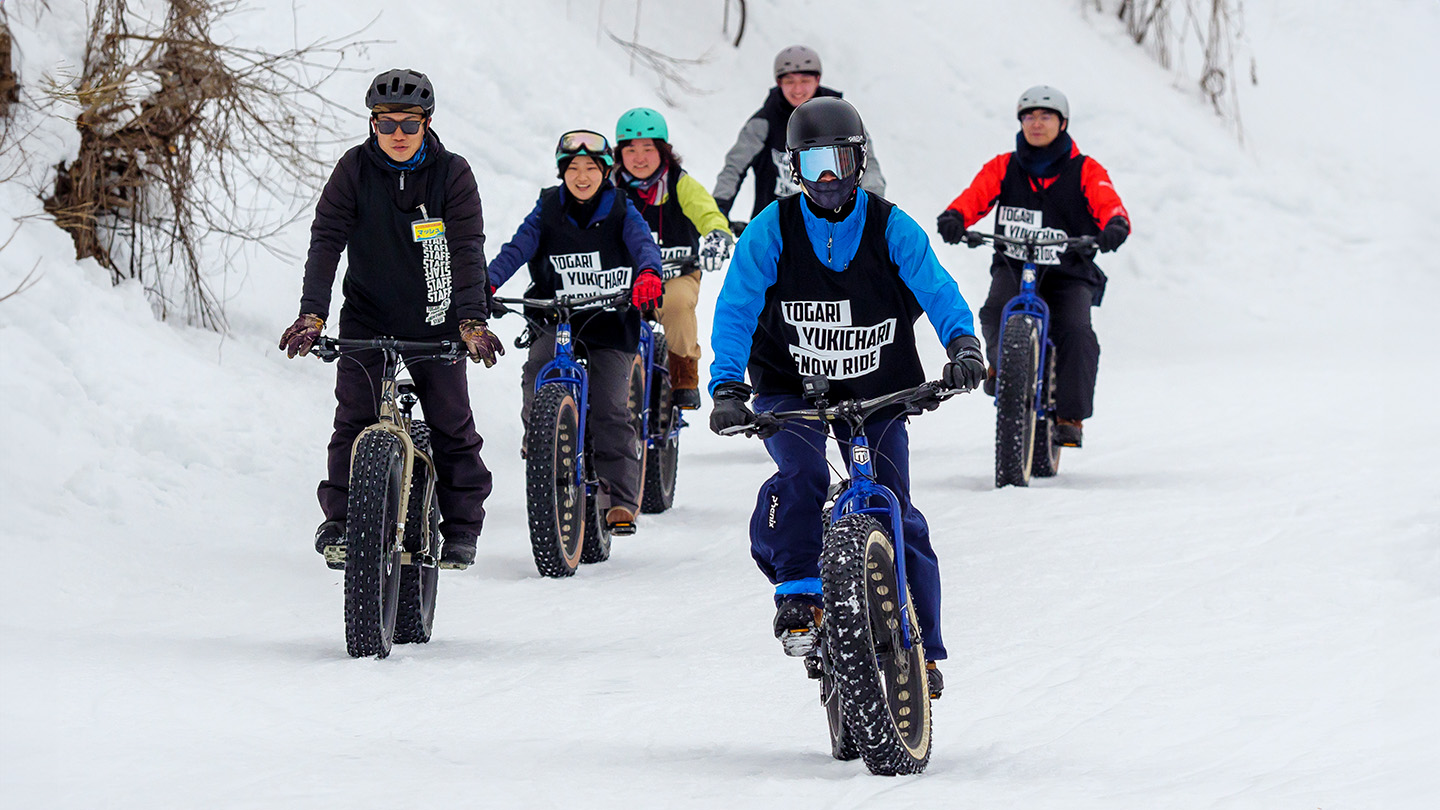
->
[614, 106, 732, 410]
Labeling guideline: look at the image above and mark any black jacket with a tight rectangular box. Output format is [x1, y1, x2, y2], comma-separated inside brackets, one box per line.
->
[300, 130, 488, 337]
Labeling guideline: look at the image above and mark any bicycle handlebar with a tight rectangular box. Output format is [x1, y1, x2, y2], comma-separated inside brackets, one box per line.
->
[717, 380, 962, 437]
[491, 289, 630, 315]
[961, 230, 1097, 251]
[310, 336, 467, 363]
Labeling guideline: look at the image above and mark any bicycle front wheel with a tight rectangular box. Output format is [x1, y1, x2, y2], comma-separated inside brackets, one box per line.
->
[641, 332, 679, 514]
[1031, 340, 1062, 478]
[527, 383, 585, 577]
[820, 513, 931, 775]
[995, 313, 1039, 487]
[344, 430, 406, 658]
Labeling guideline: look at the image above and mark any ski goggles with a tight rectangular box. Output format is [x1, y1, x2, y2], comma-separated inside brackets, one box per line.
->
[795, 145, 860, 182]
[555, 130, 614, 165]
[373, 118, 424, 135]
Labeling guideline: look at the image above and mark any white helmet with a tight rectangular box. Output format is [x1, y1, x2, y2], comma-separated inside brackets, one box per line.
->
[1016, 85, 1069, 121]
[773, 45, 822, 80]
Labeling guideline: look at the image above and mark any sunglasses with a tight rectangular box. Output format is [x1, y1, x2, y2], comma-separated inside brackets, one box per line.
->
[374, 118, 424, 135]
[795, 145, 860, 182]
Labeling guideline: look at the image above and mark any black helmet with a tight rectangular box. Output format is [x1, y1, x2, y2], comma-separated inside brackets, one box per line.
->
[786, 97, 867, 210]
[366, 68, 435, 116]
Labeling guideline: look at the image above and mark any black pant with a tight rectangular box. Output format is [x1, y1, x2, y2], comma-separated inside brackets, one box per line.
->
[978, 268, 1100, 421]
[318, 337, 492, 541]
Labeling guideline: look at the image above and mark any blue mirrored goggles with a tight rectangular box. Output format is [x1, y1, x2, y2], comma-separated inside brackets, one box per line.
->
[795, 145, 860, 182]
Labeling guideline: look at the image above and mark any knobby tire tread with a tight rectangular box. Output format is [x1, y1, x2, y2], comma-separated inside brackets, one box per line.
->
[527, 385, 584, 577]
[344, 431, 405, 658]
[641, 332, 680, 514]
[395, 422, 438, 645]
[995, 313, 1039, 488]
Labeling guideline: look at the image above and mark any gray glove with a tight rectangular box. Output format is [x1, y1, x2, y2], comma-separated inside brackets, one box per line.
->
[699, 229, 734, 272]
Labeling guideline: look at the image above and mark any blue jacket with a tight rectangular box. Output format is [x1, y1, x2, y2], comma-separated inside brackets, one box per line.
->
[709, 190, 976, 394]
[487, 185, 662, 289]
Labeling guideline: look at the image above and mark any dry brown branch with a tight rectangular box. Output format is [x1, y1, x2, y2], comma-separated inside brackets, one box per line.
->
[606, 30, 712, 106]
[39, 0, 375, 330]
[0, 260, 43, 303]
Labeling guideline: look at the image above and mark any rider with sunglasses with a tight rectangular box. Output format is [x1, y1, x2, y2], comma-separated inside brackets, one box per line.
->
[707, 97, 986, 699]
[486, 129, 664, 533]
[280, 68, 503, 570]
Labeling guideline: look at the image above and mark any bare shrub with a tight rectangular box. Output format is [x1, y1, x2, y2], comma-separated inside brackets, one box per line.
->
[40, 0, 369, 329]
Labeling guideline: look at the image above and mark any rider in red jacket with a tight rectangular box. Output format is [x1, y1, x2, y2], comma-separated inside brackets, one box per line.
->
[936, 86, 1130, 448]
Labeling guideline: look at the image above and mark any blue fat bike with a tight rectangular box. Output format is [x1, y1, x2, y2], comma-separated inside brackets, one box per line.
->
[721, 376, 960, 776]
[493, 289, 685, 577]
[962, 230, 1097, 487]
[310, 336, 468, 658]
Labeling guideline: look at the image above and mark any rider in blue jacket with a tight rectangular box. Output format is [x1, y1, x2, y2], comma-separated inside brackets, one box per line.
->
[708, 98, 986, 698]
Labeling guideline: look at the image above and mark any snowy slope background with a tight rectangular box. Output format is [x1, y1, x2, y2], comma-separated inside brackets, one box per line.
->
[2, 1, 1438, 807]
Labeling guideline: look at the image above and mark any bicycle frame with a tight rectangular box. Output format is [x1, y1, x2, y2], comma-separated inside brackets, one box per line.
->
[829, 432, 916, 649]
[997, 258, 1054, 418]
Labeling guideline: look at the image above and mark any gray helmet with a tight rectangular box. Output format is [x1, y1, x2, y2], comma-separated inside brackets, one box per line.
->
[366, 68, 435, 116]
[1016, 85, 1069, 121]
[773, 45, 822, 80]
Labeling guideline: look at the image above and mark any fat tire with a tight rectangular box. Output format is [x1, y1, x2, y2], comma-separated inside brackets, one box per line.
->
[820, 514, 931, 775]
[995, 313, 1039, 488]
[1031, 341, 1062, 478]
[641, 332, 680, 514]
[526, 384, 585, 577]
[395, 422, 439, 645]
[821, 651, 861, 761]
[343, 430, 406, 658]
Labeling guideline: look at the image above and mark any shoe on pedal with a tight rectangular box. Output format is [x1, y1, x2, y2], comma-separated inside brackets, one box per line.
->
[1056, 418, 1083, 448]
[439, 536, 476, 569]
[606, 506, 637, 536]
[314, 520, 346, 570]
[773, 596, 823, 657]
[926, 660, 944, 700]
[672, 388, 702, 410]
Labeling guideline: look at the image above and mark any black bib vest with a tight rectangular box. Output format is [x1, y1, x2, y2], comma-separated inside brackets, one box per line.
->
[749, 193, 925, 400]
[526, 186, 640, 353]
[991, 151, 1106, 289]
[622, 168, 699, 278]
[341, 147, 455, 338]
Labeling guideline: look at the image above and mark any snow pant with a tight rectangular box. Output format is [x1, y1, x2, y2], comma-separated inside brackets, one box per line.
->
[979, 269, 1101, 421]
[319, 335, 492, 542]
[520, 329, 643, 514]
[749, 394, 946, 660]
[653, 271, 702, 360]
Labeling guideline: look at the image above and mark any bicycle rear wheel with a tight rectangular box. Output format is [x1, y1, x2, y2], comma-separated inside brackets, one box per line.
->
[820, 513, 931, 775]
[641, 332, 680, 514]
[344, 430, 406, 658]
[527, 384, 585, 577]
[1031, 340, 1062, 478]
[995, 313, 1039, 487]
[395, 421, 439, 644]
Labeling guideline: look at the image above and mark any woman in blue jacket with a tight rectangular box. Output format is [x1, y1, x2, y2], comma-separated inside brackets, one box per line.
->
[488, 130, 664, 530]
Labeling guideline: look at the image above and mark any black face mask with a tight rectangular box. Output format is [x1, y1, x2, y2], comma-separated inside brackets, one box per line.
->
[799, 174, 859, 211]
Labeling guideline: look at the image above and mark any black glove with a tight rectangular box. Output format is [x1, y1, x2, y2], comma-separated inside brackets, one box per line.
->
[710, 381, 759, 436]
[943, 334, 986, 391]
[1097, 217, 1129, 253]
[936, 209, 968, 245]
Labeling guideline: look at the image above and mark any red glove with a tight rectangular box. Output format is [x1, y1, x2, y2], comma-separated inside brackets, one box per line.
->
[632, 269, 663, 310]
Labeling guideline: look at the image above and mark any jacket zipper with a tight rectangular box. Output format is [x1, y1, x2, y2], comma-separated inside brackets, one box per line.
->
[400, 170, 407, 191]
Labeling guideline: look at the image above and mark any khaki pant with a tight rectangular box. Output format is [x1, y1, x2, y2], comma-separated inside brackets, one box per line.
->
[653, 272, 701, 360]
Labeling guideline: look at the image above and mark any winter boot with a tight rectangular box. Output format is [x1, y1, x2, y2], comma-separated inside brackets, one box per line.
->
[315, 520, 346, 570]
[1056, 418, 1083, 448]
[669, 353, 702, 410]
[439, 535, 476, 569]
[606, 505, 637, 536]
[773, 596, 823, 657]
[926, 660, 944, 700]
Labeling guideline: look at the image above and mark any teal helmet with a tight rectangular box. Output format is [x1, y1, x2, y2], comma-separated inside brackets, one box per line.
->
[615, 107, 669, 144]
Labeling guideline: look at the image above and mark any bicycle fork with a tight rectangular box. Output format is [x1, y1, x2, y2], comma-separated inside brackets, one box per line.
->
[829, 436, 917, 651]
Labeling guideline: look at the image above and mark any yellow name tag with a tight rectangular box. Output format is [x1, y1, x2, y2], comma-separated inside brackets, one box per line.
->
[412, 218, 445, 242]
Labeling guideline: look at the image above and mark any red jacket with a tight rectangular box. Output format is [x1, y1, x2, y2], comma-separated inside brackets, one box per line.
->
[945, 140, 1129, 232]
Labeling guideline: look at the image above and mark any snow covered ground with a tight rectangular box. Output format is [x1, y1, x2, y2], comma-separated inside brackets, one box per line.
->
[2, 1, 1437, 807]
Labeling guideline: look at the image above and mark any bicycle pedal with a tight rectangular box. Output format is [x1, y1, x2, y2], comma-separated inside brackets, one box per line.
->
[608, 521, 637, 536]
[803, 654, 824, 680]
[322, 545, 346, 570]
[781, 628, 818, 657]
